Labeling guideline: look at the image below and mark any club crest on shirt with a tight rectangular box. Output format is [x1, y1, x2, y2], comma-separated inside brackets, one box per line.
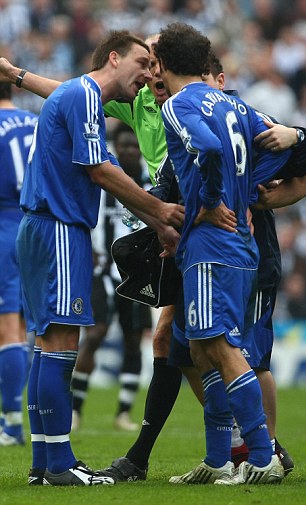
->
[72, 298, 84, 314]
[83, 122, 100, 141]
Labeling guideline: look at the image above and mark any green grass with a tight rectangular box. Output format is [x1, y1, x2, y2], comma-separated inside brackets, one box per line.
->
[1, 385, 305, 505]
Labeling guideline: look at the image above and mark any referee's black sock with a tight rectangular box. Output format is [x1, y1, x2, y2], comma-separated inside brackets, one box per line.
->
[71, 371, 90, 414]
[115, 350, 142, 417]
[126, 357, 182, 470]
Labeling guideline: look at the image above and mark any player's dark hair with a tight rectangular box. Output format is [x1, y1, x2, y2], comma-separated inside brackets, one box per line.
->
[209, 51, 224, 78]
[0, 82, 12, 100]
[91, 30, 149, 70]
[154, 22, 211, 76]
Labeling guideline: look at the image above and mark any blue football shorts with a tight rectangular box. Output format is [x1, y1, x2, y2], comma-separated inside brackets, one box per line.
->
[241, 287, 276, 370]
[16, 213, 95, 335]
[169, 281, 275, 372]
[168, 264, 273, 371]
[0, 210, 23, 314]
[183, 262, 257, 347]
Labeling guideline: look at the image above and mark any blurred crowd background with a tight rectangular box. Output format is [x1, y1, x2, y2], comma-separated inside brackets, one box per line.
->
[2, 0, 306, 325]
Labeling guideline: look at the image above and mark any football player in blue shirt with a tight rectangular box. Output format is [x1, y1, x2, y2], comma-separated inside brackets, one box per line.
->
[167, 58, 302, 482]
[0, 82, 38, 447]
[0, 35, 297, 483]
[154, 22, 291, 485]
[15, 30, 184, 487]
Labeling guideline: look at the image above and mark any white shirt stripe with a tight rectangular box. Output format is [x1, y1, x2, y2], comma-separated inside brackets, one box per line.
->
[162, 96, 182, 136]
[81, 76, 102, 165]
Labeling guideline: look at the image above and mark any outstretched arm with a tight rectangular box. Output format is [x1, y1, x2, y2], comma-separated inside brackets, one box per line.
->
[87, 161, 185, 255]
[0, 57, 61, 98]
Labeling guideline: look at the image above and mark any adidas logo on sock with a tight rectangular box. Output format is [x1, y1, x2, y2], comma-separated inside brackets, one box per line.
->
[140, 284, 155, 298]
[240, 347, 250, 358]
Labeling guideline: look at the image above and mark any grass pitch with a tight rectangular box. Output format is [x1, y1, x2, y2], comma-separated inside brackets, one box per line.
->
[1, 385, 305, 505]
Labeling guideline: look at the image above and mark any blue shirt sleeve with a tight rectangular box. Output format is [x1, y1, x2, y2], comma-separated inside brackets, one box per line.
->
[250, 109, 292, 204]
[63, 81, 110, 166]
[162, 100, 225, 209]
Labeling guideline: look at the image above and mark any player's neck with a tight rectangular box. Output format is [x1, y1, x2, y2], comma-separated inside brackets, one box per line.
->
[0, 99, 15, 109]
[88, 69, 117, 105]
[167, 74, 202, 95]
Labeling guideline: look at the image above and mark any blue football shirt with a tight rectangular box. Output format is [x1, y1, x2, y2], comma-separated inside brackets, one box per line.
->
[162, 82, 291, 272]
[0, 109, 37, 209]
[20, 75, 116, 228]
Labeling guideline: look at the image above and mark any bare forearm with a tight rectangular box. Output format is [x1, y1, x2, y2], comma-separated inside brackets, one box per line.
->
[0, 60, 60, 98]
[125, 203, 167, 232]
[273, 178, 306, 207]
[257, 177, 306, 209]
[100, 168, 165, 230]
[21, 72, 60, 99]
[89, 162, 184, 231]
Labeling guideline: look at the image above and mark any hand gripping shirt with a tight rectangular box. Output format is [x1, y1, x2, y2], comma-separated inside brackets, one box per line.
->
[20, 75, 119, 229]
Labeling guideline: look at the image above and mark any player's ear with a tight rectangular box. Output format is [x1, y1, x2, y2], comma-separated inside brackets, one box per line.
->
[217, 72, 225, 90]
[109, 51, 119, 68]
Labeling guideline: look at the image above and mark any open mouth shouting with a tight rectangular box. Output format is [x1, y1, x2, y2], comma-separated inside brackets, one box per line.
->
[153, 80, 169, 104]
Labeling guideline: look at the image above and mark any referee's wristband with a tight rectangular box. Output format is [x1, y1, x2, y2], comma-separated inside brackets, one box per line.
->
[15, 69, 27, 88]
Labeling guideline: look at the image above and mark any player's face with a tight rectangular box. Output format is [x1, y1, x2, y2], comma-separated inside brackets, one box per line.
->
[157, 60, 171, 98]
[146, 36, 169, 106]
[117, 43, 152, 101]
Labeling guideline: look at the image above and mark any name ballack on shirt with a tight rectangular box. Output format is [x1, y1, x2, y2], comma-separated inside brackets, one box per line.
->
[0, 115, 38, 136]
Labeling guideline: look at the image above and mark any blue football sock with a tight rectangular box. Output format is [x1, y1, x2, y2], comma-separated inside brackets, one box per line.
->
[226, 370, 272, 467]
[27, 346, 46, 470]
[38, 351, 78, 474]
[0, 343, 26, 437]
[202, 370, 232, 468]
